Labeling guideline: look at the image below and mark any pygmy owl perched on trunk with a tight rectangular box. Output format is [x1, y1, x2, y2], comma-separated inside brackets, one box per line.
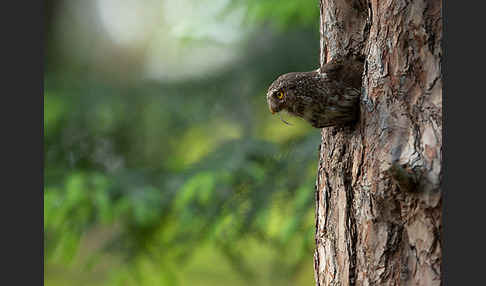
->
[266, 58, 364, 128]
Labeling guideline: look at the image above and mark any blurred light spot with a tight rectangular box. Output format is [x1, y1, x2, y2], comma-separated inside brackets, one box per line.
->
[143, 0, 247, 81]
[96, 0, 159, 46]
[163, 0, 245, 44]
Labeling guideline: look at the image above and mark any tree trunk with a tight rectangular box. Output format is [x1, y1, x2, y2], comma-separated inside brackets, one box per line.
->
[313, 0, 442, 285]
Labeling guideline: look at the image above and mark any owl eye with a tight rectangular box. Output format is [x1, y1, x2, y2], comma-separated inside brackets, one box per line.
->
[277, 91, 284, 100]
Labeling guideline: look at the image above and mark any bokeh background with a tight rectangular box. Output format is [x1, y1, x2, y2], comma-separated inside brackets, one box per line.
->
[44, 0, 322, 285]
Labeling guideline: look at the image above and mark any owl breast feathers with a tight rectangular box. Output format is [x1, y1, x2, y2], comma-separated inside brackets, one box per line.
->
[266, 58, 363, 128]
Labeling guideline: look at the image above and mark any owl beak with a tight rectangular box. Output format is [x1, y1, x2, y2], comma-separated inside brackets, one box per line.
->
[267, 93, 278, 114]
[268, 101, 278, 114]
[269, 105, 276, 114]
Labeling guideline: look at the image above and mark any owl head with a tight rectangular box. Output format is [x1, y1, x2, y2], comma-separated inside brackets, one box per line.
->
[266, 72, 301, 114]
[266, 70, 320, 116]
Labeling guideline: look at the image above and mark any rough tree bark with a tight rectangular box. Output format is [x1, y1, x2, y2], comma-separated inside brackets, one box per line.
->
[313, 0, 442, 285]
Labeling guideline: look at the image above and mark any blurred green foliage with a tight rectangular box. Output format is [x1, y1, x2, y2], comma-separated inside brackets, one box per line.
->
[45, 0, 321, 285]
[231, 0, 319, 28]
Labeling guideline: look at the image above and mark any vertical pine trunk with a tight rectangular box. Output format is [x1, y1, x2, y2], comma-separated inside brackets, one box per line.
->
[313, 0, 442, 285]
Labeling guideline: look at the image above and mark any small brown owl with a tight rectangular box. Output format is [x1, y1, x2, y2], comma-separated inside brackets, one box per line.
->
[266, 58, 364, 128]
